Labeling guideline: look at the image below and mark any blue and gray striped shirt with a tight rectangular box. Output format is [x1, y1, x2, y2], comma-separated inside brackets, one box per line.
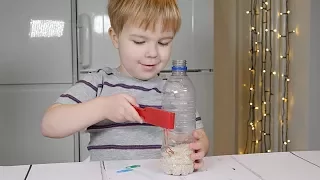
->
[55, 67, 203, 161]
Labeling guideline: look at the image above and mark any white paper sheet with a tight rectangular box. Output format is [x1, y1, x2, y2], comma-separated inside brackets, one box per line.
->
[5, 152, 320, 180]
[102, 157, 260, 180]
[233, 152, 320, 180]
[27, 161, 105, 180]
[1, 165, 30, 180]
[292, 151, 320, 166]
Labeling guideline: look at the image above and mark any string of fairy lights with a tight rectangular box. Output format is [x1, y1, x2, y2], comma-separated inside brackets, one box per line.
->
[279, 0, 294, 152]
[244, 0, 273, 154]
[244, 0, 294, 153]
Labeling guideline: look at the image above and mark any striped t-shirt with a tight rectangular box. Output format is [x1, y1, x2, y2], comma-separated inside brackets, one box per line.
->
[55, 67, 204, 161]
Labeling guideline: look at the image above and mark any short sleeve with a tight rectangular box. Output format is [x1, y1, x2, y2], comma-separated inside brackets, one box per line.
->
[55, 72, 103, 105]
[195, 110, 204, 129]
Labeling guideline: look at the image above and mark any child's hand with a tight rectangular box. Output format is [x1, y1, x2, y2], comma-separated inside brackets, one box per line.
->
[99, 94, 143, 123]
[189, 129, 209, 170]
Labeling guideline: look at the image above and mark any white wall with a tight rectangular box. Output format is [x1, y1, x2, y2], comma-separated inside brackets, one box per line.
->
[308, 0, 320, 150]
[213, 0, 238, 155]
[289, 0, 320, 151]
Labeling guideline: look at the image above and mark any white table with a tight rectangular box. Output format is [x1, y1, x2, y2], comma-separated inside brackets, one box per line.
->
[1, 151, 320, 180]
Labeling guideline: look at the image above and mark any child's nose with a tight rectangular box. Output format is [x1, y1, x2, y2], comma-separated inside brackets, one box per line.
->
[145, 45, 158, 58]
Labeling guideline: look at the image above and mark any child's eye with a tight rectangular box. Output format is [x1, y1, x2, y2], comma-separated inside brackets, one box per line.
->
[133, 41, 145, 45]
[158, 42, 170, 46]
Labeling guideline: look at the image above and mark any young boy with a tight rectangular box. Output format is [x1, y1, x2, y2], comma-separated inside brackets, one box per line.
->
[41, 0, 209, 170]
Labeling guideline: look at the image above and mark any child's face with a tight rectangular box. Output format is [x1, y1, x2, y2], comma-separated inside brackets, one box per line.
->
[109, 21, 174, 80]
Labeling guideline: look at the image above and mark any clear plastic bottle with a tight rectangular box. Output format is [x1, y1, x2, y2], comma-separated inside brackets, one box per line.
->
[160, 60, 196, 176]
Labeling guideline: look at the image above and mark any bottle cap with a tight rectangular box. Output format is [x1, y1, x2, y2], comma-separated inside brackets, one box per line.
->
[172, 60, 187, 71]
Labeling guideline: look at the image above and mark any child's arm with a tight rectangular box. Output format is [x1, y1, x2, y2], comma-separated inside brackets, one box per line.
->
[41, 98, 105, 138]
[41, 94, 143, 138]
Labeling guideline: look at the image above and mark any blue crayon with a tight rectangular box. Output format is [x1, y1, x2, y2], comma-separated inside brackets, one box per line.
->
[117, 168, 133, 173]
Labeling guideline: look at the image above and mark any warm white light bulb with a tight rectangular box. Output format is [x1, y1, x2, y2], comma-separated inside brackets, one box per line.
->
[264, 102, 267, 104]
[250, 103, 253, 106]
[263, 70, 266, 73]
[280, 55, 284, 58]
[273, 29, 277, 32]
[287, 79, 290, 81]
[266, 48, 269, 51]
[265, 29, 269, 32]
[265, 2, 268, 5]
[256, 140, 259, 144]
[287, 10, 290, 14]
[264, 114, 267, 116]
[246, 11, 250, 14]
[287, 140, 291, 143]
[273, 72, 276, 75]
[267, 149, 271, 152]
[250, 88, 253, 91]
[255, 107, 259, 110]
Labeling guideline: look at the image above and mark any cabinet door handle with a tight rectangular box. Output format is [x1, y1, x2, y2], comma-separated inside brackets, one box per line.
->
[78, 13, 92, 69]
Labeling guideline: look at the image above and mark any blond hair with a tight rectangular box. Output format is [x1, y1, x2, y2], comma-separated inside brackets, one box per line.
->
[107, 0, 181, 35]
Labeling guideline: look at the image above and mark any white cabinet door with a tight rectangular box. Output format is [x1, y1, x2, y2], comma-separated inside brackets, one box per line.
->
[77, 0, 119, 73]
[188, 72, 214, 156]
[166, 0, 214, 70]
[193, 0, 214, 69]
[0, 84, 75, 166]
[0, 0, 72, 84]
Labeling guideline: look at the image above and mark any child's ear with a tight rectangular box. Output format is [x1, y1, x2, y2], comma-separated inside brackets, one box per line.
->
[108, 27, 119, 49]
